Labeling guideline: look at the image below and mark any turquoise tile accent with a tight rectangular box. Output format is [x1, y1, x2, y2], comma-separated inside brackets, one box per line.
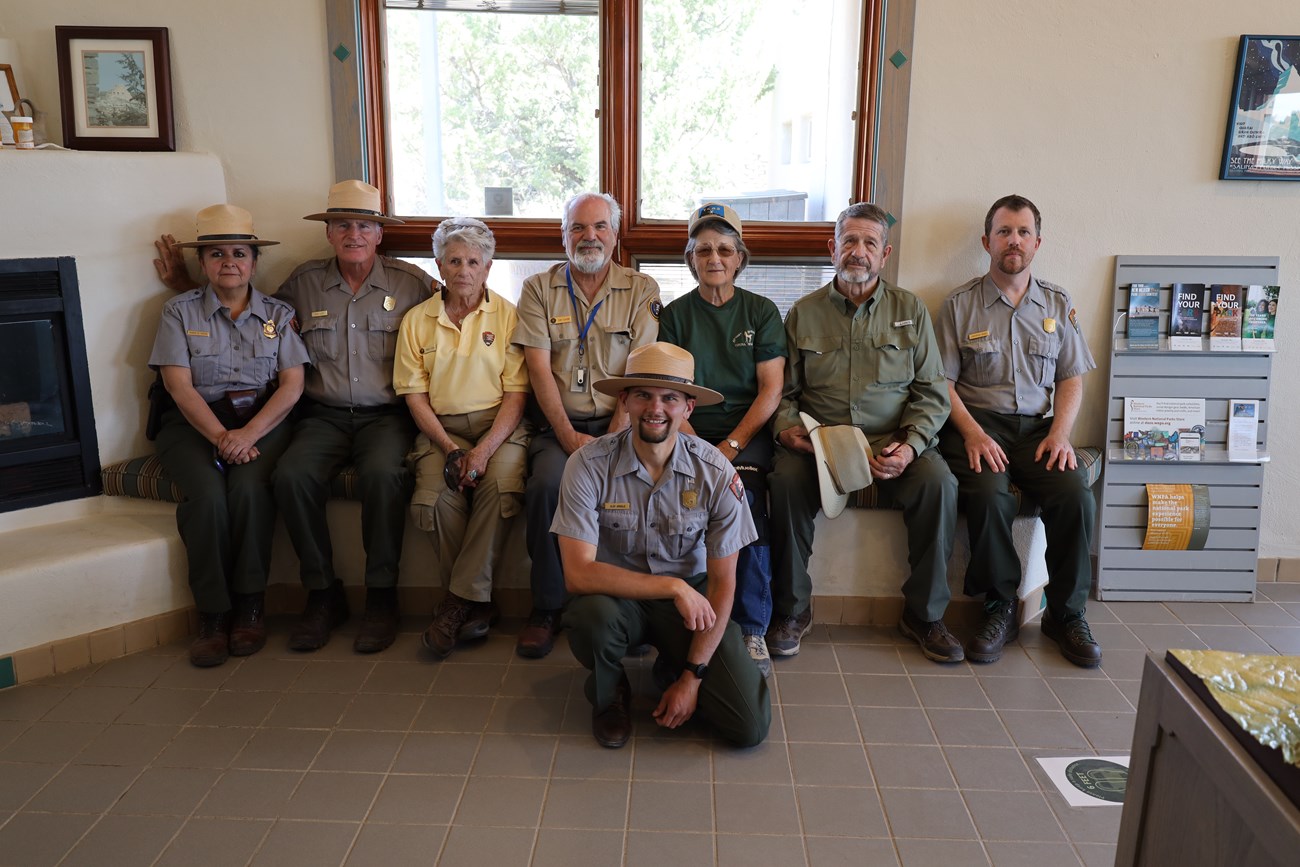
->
[889, 49, 908, 69]
[885, 212, 897, 228]
[333, 43, 351, 63]
[0, 656, 15, 690]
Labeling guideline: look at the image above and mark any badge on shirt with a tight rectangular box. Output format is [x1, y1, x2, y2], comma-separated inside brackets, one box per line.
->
[729, 473, 745, 502]
[550, 315, 573, 325]
[967, 330, 990, 340]
[681, 490, 698, 509]
[262, 319, 278, 339]
[186, 329, 210, 337]
[1043, 318, 1057, 334]
[482, 331, 495, 346]
[383, 295, 396, 312]
[893, 319, 913, 328]
[650, 300, 662, 321]
[603, 502, 630, 510]
[311, 310, 330, 318]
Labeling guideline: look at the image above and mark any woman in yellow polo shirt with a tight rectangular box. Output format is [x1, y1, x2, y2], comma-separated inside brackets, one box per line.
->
[394, 217, 531, 659]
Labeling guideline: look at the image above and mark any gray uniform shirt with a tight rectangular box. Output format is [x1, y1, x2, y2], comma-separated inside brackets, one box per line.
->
[276, 256, 434, 408]
[551, 430, 757, 580]
[935, 276, 1096, 417]
[149, 285, 308, 402]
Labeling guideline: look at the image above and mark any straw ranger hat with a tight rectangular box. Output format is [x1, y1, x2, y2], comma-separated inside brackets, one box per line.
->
[303, 179, 404, 225]
[593, 343, 724, 406]
[688, 201, 743, 238]
[173, 204, 280, 249]
[800, 412, 873, 519]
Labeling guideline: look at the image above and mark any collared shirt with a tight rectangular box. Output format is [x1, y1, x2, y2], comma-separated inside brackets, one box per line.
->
[773, 278, 950, 457]
[551, 430, 756, 579]
[149, 285, 308, 402]
[393, 288, 530, 415]
[935, 275, 1096, 417]
[276, 256, 434, 408]
[512, 261, 661, 420]
[658, 286, 786, 442]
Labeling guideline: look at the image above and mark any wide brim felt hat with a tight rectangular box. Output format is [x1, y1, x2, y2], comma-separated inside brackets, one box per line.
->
[593, 342, 725, 406]
[302, 179, 404, 225]
[173, 204, 280, 248]
[688, 201, 743, 238]
[801, 412, 873, 519]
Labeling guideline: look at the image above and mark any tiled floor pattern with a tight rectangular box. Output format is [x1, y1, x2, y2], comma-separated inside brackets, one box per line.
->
[3, 584, 1300, 866]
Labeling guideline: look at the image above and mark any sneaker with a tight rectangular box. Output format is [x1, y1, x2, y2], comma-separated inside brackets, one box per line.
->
[458, 598, 499, 641]
[516, 607, 562, 659]
[1041, 611, 1103, 668]
[898, 608, 965, 663]
[966, 600, 1019, 663]
[765, 607, 813, 657]
[353, 587, 400, 654]
[744, 633, 773, 678]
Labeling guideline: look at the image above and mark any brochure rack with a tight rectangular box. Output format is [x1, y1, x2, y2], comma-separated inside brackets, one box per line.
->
[1097, 255, 1278, 601]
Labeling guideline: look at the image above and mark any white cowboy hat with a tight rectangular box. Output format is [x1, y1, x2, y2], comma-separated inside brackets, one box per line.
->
[302, 179, 404, 225]
[173, 204, 280, 248]
[800, 412, 873, 519]
[593, 342, 724, 406]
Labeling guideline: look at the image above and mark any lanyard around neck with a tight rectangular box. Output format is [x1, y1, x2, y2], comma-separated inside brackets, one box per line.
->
[565, 265, 604, 359]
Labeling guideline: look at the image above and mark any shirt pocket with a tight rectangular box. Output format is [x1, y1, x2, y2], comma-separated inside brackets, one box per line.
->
[959, 337, 1003, 387]
[187, 335, 224, 389]
[606, 331, 632, 374]
[299, 316, 339, 363]
[597, 510, 640, 556]
[253, 328, 281, 385]
[796, 335, 843, 388]
[666, 510, 708, 559]
[870, 330, 917, 385]
[367, 311, 402, 363]
[1026, 335, 1060, 387]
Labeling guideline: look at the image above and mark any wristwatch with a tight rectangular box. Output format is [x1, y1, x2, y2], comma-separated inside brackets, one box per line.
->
[725, 438, 740, 451]
[683, 661, 709, 680]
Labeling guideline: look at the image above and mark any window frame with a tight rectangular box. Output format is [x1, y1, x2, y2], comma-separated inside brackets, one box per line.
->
[356, 0, 900, 264]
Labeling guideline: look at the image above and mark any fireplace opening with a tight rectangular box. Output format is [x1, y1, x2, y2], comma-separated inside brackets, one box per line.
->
[0, 257, 101, 513]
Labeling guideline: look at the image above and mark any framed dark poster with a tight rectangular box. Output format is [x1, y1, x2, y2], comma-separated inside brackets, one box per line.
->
[1220, 35, 1300, 180]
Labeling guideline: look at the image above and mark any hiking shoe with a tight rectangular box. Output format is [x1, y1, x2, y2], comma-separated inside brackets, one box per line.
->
[228, 592, 267, 657]
[288, 580, 350, 652]
[765, 607, 813, 657]
[423, 593, 495, 659]
[516, 607, 562, 659]
[353, 587, 400, 654]
[592, 674, 632, 748]
[898, 608, 965, 663]
[744, 633, 773, 678]
[1041, 611, 1103, 668]
[190, 611, 231, 667]
[967, 600, 1019, 663]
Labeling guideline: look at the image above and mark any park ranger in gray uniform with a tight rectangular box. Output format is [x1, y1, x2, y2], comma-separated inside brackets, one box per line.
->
[155, 181, 435, 654]
[552, 343, 771, 749]
[935, 194, 1100, 668]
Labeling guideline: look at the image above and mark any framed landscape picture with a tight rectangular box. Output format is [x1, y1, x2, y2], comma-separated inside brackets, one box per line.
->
[1220, 34, 1300, 181]
[55, 25, 175, 151]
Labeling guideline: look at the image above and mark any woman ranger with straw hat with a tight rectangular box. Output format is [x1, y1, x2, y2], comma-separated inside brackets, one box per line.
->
[148, 204, 308, 667]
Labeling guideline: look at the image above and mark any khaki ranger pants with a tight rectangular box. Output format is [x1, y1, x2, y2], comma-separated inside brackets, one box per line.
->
[407, 408, 529, 602]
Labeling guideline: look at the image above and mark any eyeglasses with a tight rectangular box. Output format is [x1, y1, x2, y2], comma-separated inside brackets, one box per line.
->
[692, 245, 740, 259]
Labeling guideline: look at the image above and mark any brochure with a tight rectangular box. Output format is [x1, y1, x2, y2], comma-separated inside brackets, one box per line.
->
[1122, 397, 1206, 461]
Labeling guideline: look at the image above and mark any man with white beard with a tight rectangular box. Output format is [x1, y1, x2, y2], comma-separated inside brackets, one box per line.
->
[768, 203, 959, 663]
[511, 192, 662, 659]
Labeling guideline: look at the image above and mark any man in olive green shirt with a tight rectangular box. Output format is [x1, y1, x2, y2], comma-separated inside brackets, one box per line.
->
[768, 203, 962, 662]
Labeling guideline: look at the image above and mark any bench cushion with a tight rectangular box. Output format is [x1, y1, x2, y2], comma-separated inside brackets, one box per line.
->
[846, 446, 1102, 513]
[101, 455, 360, 504]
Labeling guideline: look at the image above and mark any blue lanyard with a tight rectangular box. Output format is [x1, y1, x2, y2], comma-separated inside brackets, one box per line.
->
[565, 266, 604, 359]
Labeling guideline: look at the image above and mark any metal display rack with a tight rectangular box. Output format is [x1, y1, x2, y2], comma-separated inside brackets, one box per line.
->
[1097, 255, 1278, 601]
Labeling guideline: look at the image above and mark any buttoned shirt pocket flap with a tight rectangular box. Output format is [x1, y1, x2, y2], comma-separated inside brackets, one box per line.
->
[959, 336, 1002, 386]
[796, 335, 842, 356]
[299, 316, 339, 361]
[1026, 335, 1061, 387]
[187, 333, 222, 387]
[666, 511, 707, 558]
[366, 311, 403, 361]
[597, 509, 640, 554]
[870, 331, 917, 384]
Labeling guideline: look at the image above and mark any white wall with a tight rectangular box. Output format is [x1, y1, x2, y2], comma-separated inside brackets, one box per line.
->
[898, 0, 1300, 557]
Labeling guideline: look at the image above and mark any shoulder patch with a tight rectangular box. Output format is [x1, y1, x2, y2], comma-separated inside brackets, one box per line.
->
[729, 472, 745, 502]
[650, 299, 662, 321]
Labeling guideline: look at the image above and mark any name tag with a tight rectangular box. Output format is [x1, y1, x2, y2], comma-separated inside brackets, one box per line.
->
[602, 502, 630, 510]
[311, 310, 330, 318]
[186, 330, 210, 337]
[550, 315, 573, 325]
[967, 330, 990, 340]
[892, 319, 913, 328]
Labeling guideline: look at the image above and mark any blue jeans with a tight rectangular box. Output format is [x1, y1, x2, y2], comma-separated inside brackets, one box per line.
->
[730, 438, 773, 636]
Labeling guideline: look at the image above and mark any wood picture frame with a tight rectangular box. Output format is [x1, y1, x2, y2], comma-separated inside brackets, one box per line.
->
[0, 64, 18, 114]
[1220, 35, 1300, 181]
[55, 25, 175, 152]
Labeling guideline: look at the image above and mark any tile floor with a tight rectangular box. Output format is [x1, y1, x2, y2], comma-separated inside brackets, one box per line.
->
[3, 584, 1300, 866]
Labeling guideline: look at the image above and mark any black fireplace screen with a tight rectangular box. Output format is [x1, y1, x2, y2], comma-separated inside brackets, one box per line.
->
[0, 257, 101, 512]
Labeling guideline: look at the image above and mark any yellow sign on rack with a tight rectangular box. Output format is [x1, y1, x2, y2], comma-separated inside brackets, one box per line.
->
[1143, 483, 1210, 550]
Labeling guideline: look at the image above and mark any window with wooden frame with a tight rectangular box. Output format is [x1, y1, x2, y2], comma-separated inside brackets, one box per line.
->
[344, 0, 914, 288]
